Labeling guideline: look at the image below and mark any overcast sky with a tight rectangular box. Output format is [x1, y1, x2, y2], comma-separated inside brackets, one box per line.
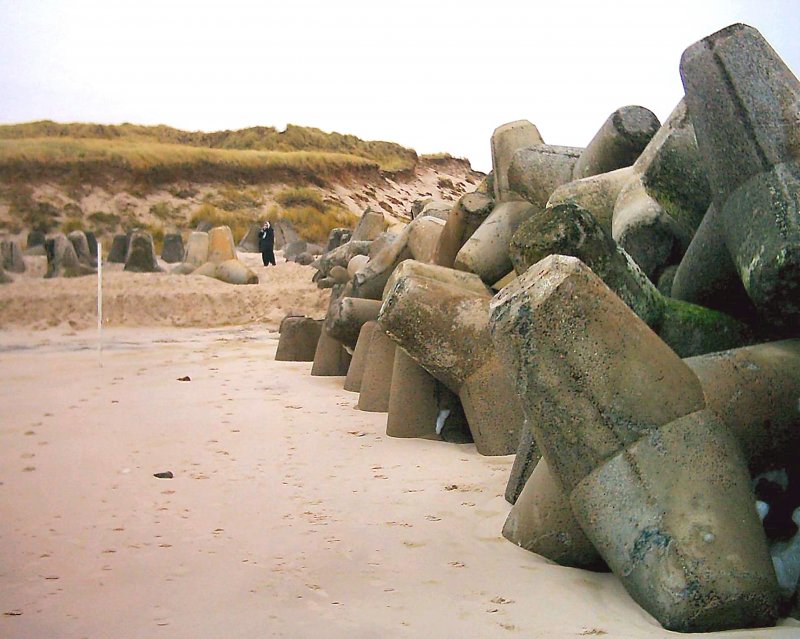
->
[0, 0, 798, 172]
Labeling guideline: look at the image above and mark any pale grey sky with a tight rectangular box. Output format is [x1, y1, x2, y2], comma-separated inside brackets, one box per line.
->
[0, 0, 798, 172]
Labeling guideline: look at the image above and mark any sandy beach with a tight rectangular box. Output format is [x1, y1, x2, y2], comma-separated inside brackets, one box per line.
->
[1, 260, 799, 638]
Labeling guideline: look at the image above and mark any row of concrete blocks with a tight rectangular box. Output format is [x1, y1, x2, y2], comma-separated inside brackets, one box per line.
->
[276, 309, 472, 443]
[277, 247, 800, 632]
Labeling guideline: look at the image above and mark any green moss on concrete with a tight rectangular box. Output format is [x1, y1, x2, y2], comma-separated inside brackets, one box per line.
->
[658, 298, 755, 358]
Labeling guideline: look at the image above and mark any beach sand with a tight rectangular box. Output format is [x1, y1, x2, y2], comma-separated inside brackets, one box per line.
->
[0, 259, 798, 638]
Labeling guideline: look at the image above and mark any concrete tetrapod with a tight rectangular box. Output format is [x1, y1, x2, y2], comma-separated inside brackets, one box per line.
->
[385, 347, 471, 442]
[453, 201, 536, 285]
[433, 192, 494, 268]
[504, 338, 800, 574]
[310, 329, 351, 376]
[356, 329, 396, 413]
[509, 202, 753, 358]
[275, 316, 323, 362]
[344, 321, 378, 393]
[490, 120, 544, 202]
[507, 145, 583, 208]
[379, 272, 524, 455]
[679, 23, 800, 330]
[489, 254, 777, 632]
[572, 105, 660, 180]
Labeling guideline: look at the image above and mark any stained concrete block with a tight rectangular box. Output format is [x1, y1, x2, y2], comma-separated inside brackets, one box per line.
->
[344, 321, 378, 392]
[45, 233, 95, 278]
[507, 144, 583, 207]
[351, 209, 388, 242]
[571, 410, 778, 632]
[489, 254, 705, 493]
[433, 192, 494, 268]
[124, 231, 162, 273]
[0, 239, 26, 273]
[275, 316, 323, 362]
[386, 347, 470, 442]
[379, 273, 524, 455]
[161, 233, 184, 263]
[509, 202, 665, 327]
[491, 120, 544, 202]
[572, 105, 660, 180]
[67, 231, 96, 267]
[679, 23, 800, 330]
[356, 330, 396, 413]
[453, 201, 536, 285]
[207, 226, 236, 264]
[503, 457, 604, 571]
[107, 233, 130, 263]
[184, 231, 210, 268]
[310, 329, 351, 376]
[326, 297, 382, 350]
[546, 166, 634, 235]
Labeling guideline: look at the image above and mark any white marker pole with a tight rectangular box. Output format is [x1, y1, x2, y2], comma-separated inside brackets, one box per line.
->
[97, 240, 103, 367]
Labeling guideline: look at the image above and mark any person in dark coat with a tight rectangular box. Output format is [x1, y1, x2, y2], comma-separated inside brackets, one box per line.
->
[258, 221, 276, 266]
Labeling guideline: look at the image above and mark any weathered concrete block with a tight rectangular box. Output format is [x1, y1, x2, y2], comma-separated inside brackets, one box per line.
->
[680, 23, 800, 330]
[344, 321, 378, 392]
[489, 254, 705, 492]
[507, 144, 583, 207]
[284, 241, 308, 261]
[453, 201, 536, 285]
[351, 209, 387, 242]
[207, 226, 236, 264]
[491, 120, 544, 202]
[329, 265, 349, 284]
[209, 259, 258, 285]
[572, 105, 660, 180]
[184, 231, 210, 267]
[433, 192, 494, 268]
[418, 201, 453, 221]
[326, 297, 382, 349]
[275, 316, 323, 361]
[546, 166, 634, 235]
[107, 233, 130, 263]
[45, 233, 95, 278]
[686, 339, 800, 474]
[571, 410, 778, 632]
[657, 297, 754, 358]
[356, 330, 396, 413]
[407, 216, 445, 264]
[503, 421, 538, 504]
[383, 259, 493, 301]
[161, 233, 184, 263]
[238, 223, 262, 253]
[380, 273, 524, 455]
[635, 99, 711, 237]
[509, 202, 665, 327]
[67, 230, 95, 266]
[490, 255, 777, 631]
[352, 224, 413, 300]
[310, 329, 351, 376]
[124, 231, 162, 273]
[386, 347, 470, 442]
[1, 239, 26, 273]
[504, 338, 800, 570]
[346, 254, 369, 278]
[503, 457, 604, 570]
[612, 172, 686, 279]
[326, 227, 352, 252]
[26, 230, 45, 249]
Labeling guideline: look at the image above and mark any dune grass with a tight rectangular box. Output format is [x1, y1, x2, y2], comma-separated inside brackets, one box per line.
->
[0, 138, 380, 186]
[0, 121, 419, 173]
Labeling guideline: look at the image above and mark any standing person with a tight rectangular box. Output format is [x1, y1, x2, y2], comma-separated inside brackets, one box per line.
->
[258, 221, 276, 266]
